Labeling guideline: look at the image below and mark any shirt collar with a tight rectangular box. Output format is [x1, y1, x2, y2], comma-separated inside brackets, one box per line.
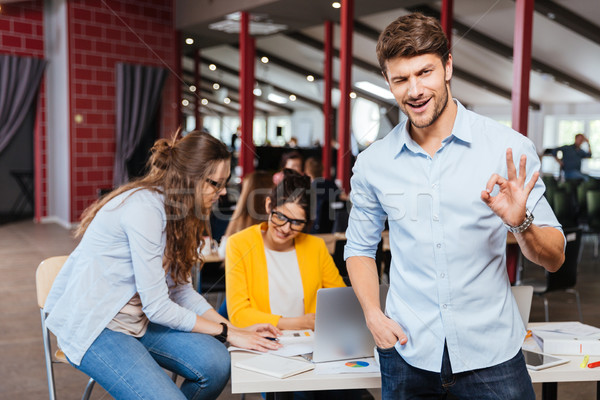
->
[393, 99, 472, 157]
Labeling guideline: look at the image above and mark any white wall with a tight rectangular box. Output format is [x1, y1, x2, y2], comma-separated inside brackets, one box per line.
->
[43, 0, 71, 228]
[290, 109, 323, 147]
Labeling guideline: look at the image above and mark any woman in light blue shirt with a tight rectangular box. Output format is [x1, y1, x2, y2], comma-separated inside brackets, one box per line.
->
[44, 131, 280, 400]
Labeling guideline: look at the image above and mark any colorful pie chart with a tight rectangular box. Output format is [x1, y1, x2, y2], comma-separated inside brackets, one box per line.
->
[345, 361, 370, 368]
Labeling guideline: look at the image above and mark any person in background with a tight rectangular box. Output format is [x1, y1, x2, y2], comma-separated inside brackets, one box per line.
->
[44, 131, 280, 400]
[225, 169, 345, 330]
[553, 133, 592, 181]
[304, 157, 339, 234]
[345, 13, 564, 400]
[217, 170, 274, 258]
[273, 150, 304, 185]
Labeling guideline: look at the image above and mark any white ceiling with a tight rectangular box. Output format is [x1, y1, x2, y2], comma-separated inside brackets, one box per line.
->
[177, 0, 600, 116]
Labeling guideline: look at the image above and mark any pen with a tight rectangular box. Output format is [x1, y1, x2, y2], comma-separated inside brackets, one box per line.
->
[265, 337, 279, 342]
[525, 330, 532, 339]
[587, 361, 600, 369]
[580, 355, 589, 368]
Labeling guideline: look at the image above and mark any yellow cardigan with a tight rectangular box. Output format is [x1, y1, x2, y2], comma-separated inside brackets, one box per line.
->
[225, 223, 345, 328]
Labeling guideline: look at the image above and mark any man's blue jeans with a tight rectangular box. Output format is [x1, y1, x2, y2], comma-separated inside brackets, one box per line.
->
[68, 323, 230, 400]
[377, 342, 535, 400]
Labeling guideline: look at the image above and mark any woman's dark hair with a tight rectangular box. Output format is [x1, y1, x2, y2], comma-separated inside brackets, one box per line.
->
[224, 170, 273, 237]
[75, 130, 231, 285]
[268, 168, 312, 231]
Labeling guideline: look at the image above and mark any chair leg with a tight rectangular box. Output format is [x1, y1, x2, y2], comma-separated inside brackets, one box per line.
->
[81, 378, 96, 400]
[543, 296, 550, 322]
[595, 234, 599, 258]
[566, 288, 584, 322]
[41, 310, 57, 400]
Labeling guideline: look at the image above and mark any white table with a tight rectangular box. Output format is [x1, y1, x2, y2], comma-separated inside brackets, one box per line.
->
[230, 351, 380, 400]
[231, 325, 600, 400]
[527, 322, 600, 400]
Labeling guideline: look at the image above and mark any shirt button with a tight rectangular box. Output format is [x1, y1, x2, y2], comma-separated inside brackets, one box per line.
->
[442, 304, 447, 309]
[432, 183, 438, 189]
[440, 273, 445, 278]
[433, 214, 439, 220]
[436, 243, 442, 248]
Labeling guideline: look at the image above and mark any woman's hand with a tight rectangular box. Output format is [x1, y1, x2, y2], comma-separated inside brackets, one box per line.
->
[227, 326, 282, 352]
[243, 323, 282, 338]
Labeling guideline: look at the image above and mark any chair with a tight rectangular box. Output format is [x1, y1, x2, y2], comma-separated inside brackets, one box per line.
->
[552, 189, 578, 228]
[36, 256, 96, 400]
[586, 189, 600, 257]
[332, 238, 383, 286]
[524, 228, 584, 322]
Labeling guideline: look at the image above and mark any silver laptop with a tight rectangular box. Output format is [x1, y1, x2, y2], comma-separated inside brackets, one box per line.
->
[307, 284, 389, 363]
[511, 285, 533, 327]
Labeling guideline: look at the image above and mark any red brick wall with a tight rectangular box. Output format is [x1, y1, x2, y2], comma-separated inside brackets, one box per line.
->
[0, 0, 48, 219]
[67, 0, 178, 222]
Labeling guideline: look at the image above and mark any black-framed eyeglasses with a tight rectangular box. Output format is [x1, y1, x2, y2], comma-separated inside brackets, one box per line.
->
[205, 176, 229, 191]
[270, 210, 307, 232]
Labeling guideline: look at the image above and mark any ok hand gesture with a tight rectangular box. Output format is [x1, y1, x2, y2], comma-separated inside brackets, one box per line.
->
[481, 148, 539, 227]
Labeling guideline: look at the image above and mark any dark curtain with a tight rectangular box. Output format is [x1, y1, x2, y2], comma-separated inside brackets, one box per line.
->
[0, 55, 46, 154]
[113, 63, 167, 186]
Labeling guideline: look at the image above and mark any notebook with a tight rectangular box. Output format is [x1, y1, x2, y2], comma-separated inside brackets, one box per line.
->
[306, 284, 388, 363]
[234, 353, 315, 378]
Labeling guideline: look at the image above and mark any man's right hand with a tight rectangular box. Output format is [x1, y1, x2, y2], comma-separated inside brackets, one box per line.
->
[366, 309, 407, 349]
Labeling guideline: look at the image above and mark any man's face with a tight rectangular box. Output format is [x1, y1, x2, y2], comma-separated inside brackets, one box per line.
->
[575, 135, 585, 146]
[384, 53, 452, 130]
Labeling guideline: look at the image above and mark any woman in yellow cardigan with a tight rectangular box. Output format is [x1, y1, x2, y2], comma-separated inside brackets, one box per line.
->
[226, 169, 345, 330]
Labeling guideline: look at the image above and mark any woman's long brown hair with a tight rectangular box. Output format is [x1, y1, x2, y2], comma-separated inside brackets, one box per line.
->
[75, 131, 231, 285]
[224, 170, 273, 237]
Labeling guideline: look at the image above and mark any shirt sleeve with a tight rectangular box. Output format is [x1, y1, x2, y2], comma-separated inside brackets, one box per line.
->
[344, 154, 388, 261]
[225, 235, 281, 328]
[167, 273, 213, 317]
[120, 200, 197, 332]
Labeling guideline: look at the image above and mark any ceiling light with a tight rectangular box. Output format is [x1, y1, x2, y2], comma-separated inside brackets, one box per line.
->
[268, 93, 288, 104]
[201, 99, 208, 105]
[261, 56, 269, 64]
[332, 2, 341, 9]
[289, 94, 297, 101]
[547, 12, 556, 20]
[189, 85, 197, 92]
[213, 83, 220, 90]
[185, 38, 194, 45]
[306, 75, 315, 82]
[224, 97, 231, 104]
[181, 99, 190, 106]
[253, 87, 263, 96]
[209, 64, 217, 71]
[349, 92, 357, 99]
[355, 81, 395, 100]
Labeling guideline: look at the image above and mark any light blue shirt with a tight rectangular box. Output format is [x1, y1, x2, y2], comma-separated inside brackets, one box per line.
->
[44, 189, 212, 365]
[345, 101, 562, 373]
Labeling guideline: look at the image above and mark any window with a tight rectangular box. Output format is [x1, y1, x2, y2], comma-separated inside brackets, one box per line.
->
[351, 98, 380, 146]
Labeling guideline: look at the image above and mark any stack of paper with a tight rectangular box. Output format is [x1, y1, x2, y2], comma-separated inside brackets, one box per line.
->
[531, 322, 600, 355]
[235, 353, 315, 379]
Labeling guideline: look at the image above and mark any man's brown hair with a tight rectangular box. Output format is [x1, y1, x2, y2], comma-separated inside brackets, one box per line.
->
[376, 13, 450, 76]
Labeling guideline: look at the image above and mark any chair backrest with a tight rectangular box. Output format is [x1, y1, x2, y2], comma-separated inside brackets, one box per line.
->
[587, 189, 600, 230]
[36, 256, 69, 309]
[545, 228, 583, 292]
[553, 189, 578, 228]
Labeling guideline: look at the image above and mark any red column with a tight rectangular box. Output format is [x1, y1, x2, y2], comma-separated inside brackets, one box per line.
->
[34, 90, 43, 222]
[511, 0, 534, 137]
[175, 31, 183, 133]
[323, 21, 333, 180]
[239, 12, 255, 177]
[194, 49, 202, 131]
[336, 0, 353, 192]
[441, 0, 453, 50]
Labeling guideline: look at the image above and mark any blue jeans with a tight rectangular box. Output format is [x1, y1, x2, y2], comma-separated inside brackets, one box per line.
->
[69, 323, 230, 400]
[378, 342, 535, 400]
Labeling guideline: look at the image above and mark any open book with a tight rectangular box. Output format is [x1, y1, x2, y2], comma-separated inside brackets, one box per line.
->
[235, 353, 315, 379]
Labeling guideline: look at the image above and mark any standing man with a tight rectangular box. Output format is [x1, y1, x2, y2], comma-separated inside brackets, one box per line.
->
[553, 133, 592, 180]
[345, 13, 565, 399]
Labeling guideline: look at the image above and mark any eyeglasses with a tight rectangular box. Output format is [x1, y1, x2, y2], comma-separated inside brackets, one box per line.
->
[205, 176, 229, 191]
[270, 210, 307, 232]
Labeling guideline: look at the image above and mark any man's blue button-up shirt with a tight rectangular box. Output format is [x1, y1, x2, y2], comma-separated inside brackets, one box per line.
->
[345, 101, 562, 373]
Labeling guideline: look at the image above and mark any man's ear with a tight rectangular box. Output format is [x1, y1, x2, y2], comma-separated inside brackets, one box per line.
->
[445, 54, 453, 82]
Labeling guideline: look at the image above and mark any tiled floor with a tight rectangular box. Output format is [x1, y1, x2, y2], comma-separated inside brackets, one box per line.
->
[0, 219, 598, 399]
